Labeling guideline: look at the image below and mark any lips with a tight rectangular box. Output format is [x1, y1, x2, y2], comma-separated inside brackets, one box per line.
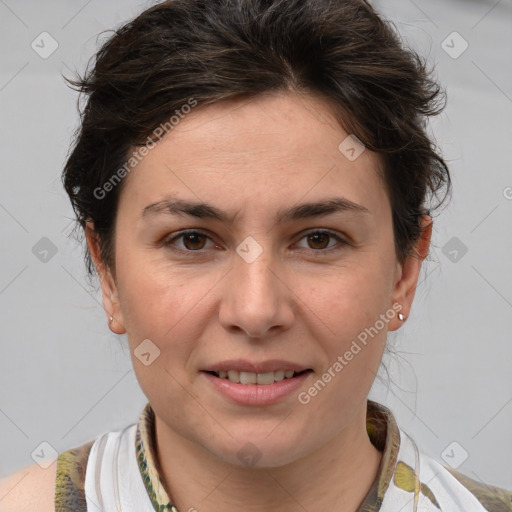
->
[202, 366, 313, 405]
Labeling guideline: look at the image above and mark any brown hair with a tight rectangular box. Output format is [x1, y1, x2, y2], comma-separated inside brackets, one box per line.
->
[62, 0, 450, 280]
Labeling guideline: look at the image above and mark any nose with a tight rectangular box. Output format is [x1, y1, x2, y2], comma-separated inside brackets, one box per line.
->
[218, 246, 295, 339]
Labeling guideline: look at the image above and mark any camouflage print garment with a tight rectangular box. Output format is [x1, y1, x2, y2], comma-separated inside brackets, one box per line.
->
[55, 400, 512, 511]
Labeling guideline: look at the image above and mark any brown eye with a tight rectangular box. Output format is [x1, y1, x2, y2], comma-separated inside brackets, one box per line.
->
[164, 230, 214, 252]
[181, 232, 207, 250]
[295, 230, 348, 254]
[306, 232, 331, 250]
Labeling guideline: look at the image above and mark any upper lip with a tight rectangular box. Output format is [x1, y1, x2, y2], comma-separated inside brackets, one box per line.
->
[202, 359, 311, 373]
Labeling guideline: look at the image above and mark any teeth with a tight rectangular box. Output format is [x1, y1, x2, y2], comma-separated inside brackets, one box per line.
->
[256, 372, 274, 385]
[215, 369, 300, 384]
[227, 370, 240, 383]
[273, 370, 285, 382]
[240, 371, 257, 384]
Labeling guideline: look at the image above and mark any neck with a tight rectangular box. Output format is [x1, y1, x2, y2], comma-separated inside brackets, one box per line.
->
[153, 404, 382, 512]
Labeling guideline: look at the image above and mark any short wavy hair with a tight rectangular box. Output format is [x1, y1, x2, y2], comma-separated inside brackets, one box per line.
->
[62, 0, 450, 280]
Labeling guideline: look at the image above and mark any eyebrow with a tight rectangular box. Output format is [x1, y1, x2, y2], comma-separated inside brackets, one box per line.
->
[142, 196, 370, 224]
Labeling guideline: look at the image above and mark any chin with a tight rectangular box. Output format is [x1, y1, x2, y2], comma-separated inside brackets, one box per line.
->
[208, 430, 311, 469]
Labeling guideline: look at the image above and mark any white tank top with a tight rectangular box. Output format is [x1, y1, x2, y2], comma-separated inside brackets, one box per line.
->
[84, 423, 158, 512]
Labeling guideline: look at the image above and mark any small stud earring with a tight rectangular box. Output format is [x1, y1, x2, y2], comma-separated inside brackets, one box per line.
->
[109, 316, 114, 323]
[398, 313, 405, 322]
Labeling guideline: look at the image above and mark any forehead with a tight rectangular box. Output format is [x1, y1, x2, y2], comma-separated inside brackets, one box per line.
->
[117, 91, 389, 222]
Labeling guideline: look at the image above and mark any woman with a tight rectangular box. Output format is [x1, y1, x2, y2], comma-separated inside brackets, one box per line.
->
[1, 0, 510, 510]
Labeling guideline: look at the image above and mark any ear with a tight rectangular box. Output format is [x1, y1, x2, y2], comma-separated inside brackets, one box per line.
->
[85, 221, 126, 334]
[388, 215, 432, 331]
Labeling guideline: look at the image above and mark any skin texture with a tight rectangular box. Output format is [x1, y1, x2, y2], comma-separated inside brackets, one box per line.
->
[0, 463, 57, 512]
[84, 91, 432, 512]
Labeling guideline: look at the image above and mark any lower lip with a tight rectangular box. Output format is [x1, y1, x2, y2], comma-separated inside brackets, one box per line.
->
[202, 371, 312, 406]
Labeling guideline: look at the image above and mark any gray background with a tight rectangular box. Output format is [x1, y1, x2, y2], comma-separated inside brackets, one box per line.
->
[1, 0, 511, 492]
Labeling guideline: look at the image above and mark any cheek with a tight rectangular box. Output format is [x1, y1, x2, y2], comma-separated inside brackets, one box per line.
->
[307, 256, 395, 342]
[116, 240, 216, 336]
[300, 250, 395, 399]
[117, 266, 213, 414]
[116, 251, 231, 387]
[299, 278, 389, 424]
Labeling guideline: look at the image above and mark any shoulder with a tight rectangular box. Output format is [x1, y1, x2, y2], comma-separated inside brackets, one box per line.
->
[415, 449, 512, 512]
[393, 428, 511, 512]
[443, 465, 512, 512]
[0, 462, 57, 512]
[0, 439, 96, 512]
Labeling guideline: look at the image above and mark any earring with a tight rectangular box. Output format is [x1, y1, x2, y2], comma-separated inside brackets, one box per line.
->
[398, 313, 405, 322]
[109, 316, 114, 324]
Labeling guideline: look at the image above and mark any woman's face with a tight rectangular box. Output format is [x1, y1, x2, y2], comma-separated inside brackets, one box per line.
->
[88, 92, 429, 467]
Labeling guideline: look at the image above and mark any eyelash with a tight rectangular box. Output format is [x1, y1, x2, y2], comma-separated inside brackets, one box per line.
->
[163, 229, 349, 256]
